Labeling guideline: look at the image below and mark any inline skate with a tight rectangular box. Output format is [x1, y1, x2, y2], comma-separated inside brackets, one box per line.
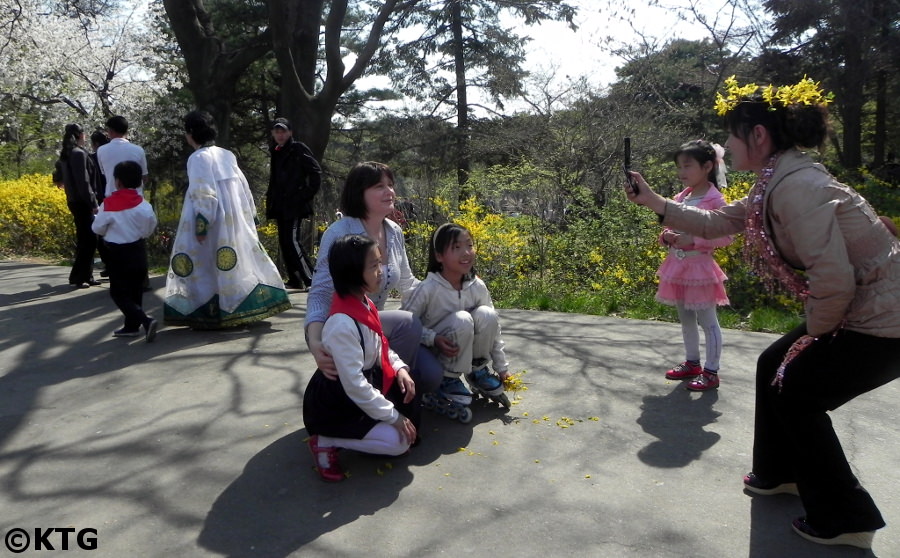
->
[466, 363, 511, 410]
[422, 376, 473, 423]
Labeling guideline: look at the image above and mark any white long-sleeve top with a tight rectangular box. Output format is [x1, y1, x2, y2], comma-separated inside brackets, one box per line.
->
[92, 194, 157, 244]
[323, 311, 408, 425]
[401, 271, 509, 371]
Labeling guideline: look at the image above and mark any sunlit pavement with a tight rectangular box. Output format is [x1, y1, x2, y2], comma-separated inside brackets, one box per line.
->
[1, 260, 897, 557]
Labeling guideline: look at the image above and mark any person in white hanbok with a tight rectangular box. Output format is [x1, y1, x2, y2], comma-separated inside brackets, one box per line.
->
[164, 110, 290, 329]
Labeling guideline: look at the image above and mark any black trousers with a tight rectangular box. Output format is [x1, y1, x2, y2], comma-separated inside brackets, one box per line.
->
[276, 216, 313, 287]
[752, 322, 900, 534]
[105, 240, 149, 331]
[68, 204, 97, 285]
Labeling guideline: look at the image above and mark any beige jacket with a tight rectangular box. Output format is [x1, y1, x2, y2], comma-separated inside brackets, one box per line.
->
[661, 148, 900, 338]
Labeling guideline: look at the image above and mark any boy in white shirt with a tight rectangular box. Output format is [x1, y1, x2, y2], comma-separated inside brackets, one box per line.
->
[96, 115, 149, 198]
[92, 161, 159, 342]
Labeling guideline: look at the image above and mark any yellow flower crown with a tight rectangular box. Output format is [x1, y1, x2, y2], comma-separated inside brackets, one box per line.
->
[714, 75, 834, 116]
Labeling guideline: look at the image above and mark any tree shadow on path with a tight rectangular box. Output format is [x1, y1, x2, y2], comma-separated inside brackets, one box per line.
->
[197, 429, 415, 558]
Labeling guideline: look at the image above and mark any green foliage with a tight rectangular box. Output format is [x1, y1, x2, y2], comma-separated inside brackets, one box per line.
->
[394, 154, 835, 334]
[856, 168, 900, 216]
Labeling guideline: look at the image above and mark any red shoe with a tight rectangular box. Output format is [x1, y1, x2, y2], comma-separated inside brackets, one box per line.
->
[687, 369, 719, 391]
[665, 361, 702, 380]
[308, 435, 344, 482]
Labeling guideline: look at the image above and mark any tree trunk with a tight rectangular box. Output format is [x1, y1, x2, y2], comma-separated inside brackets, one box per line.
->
[267, 0, 326, 157]
[162, 0, 270, 149]
[836, 0, 869, 169]
[267, 0, 403, 163]
[873, 1, 889, 168]
[450, 0, 471, 201]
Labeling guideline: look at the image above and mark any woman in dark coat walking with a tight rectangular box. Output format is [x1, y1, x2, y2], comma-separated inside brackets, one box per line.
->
[58, 123, 100, 288]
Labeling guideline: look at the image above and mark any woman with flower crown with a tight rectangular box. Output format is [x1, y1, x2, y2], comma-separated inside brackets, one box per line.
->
[625, 76, 900, 550]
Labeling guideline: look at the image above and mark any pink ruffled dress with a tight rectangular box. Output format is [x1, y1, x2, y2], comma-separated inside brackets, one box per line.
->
[655, 185, 732, 309]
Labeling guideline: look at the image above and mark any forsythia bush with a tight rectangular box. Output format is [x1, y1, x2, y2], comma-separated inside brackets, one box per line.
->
[0, 174, 73, 258]
[0, 175, 281, 270]
[403, 196, 528, 288]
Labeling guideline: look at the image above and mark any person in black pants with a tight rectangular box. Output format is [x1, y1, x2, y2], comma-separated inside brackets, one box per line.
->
[89, 129, 111, 277]
[266, 117, 322, 289]
[56, 124, 100, 288]
[626, 76, 900, 550]
[92, 161, 159, 342]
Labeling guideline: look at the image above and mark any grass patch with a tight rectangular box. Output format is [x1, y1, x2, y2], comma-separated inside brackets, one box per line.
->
[496, 286, 802, 335]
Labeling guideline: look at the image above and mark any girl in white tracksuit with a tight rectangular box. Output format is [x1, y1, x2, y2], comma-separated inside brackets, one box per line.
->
[402, 223, 509, 405]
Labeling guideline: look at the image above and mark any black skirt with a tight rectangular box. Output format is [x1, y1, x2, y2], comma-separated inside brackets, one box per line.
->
[303, 368, 420, 440]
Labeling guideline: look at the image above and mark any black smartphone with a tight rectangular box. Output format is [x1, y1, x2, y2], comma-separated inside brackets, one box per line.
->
[624, 137, 638, 194]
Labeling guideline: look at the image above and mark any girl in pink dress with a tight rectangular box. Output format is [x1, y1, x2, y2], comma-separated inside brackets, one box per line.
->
[657, 140, 732, 391]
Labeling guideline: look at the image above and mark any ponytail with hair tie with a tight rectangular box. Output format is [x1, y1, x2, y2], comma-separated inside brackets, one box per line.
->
[712, 143, 728, 189]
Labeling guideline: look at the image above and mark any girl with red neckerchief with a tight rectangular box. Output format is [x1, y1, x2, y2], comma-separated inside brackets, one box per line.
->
[302, 234, 418, 482]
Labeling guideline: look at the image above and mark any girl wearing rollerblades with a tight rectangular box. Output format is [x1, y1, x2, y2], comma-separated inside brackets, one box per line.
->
[402, 223, 511, 422]
[303, 234, 418, 482]
[656, 140, 733, 391]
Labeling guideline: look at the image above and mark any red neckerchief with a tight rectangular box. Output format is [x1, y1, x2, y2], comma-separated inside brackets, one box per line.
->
[102, 189, 143, 212]
[329, 293, 395, 394]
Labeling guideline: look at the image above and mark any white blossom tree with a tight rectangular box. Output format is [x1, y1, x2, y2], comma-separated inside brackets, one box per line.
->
[0, 0, 178, 176]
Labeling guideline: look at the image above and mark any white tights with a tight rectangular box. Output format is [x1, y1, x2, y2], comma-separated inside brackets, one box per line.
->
[316, 422, 409, 464]
[676, 304, 723, 371]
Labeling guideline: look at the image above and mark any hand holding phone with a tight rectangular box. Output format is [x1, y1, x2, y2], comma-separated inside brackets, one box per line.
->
[624, 137, 639, 194]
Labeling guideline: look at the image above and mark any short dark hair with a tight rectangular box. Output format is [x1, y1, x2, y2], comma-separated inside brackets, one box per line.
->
[183, 110, 217, 145]
[113, 160, 143, 189]
[340, 162, 394, 219]
[90, 129, 109, 148]
[329, 234, 376, 297]
[106, 115, 129, 135]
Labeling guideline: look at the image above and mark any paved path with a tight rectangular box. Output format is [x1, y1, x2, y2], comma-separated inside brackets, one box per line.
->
[0, 261, 897, 557]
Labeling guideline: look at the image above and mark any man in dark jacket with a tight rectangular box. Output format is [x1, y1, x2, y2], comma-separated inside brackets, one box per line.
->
[266, 117, 323, 289]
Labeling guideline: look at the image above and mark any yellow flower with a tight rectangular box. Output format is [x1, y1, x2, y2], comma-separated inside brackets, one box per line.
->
[714, 75, 833, 116]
